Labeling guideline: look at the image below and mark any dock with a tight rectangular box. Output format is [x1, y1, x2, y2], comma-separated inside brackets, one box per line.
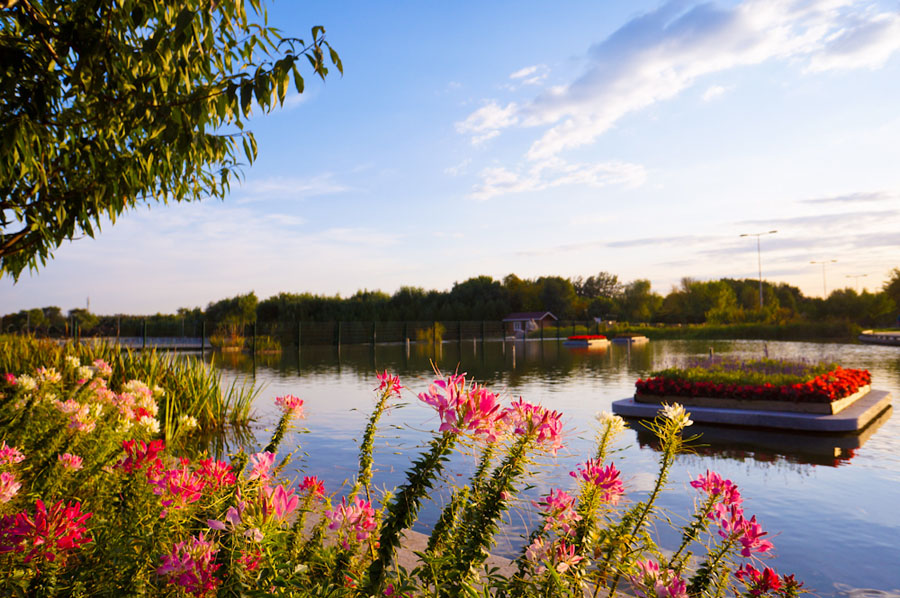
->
[612, 389, 892, 432]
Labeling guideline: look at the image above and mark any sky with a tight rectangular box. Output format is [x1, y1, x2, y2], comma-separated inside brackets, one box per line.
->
[4, 0, 900, 315]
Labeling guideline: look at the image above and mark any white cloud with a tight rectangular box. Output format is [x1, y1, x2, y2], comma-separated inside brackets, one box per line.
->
[457, 0, 900, 161]
[469, 158, 646, 201]
[509, 64, 549, 86]
[702, 84, 731, 101]
[232, 174, 350, 203]
[454, 101, 519, 145]
[444, 158, 472, 176]
[807, 11, 900, 71]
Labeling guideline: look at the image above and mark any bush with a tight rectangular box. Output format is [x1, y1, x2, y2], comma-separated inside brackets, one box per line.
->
[0, 356, 804, 597]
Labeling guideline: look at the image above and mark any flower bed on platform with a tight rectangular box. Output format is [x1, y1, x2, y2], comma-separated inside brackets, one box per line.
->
[635, 357, 872, 414]
[566, 335, 607, 341]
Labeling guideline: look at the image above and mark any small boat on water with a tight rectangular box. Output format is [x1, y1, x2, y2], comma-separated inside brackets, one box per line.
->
[611, 335, 649, 344]
[858, 330, 900, 346]
[563, 334, 609, 348]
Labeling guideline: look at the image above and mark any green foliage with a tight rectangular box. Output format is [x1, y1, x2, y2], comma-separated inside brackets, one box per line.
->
[0, 1, 341, 277]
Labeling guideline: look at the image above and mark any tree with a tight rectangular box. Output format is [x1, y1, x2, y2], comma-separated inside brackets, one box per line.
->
[619, 279, 662, 323]
[573, 272, 622, 299]
[884, 268, 900, 313]
[0, 1, 341, 278]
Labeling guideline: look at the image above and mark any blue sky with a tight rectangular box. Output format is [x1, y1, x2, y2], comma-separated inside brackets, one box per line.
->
[5, 0, 900, 314]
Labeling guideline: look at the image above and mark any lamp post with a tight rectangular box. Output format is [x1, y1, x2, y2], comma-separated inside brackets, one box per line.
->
[810, 259, 837, 297]
[740, 230, 777, 309]
[846, 273, 868, 292]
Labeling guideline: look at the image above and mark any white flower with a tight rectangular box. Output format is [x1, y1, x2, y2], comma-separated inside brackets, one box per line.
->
[178, 414, 198, 432]
[662, 403, 693, 428]
[138, 416, 160, 434]
[596, 411, 626, 435]
[17, 375, 37, 392]
[77, 365, 94, 381]
[65, 356, 81, 369]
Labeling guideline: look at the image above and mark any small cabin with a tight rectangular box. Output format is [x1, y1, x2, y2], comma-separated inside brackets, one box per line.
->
[502, 311, 558, 337]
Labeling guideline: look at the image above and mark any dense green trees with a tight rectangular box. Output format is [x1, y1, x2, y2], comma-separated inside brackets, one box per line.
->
[5, 270, 899, 334]
[0, 1, 340, 278]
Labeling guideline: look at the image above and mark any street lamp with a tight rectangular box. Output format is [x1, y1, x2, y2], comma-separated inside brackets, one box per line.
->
[740, 230, 778, 309]
[846, 273, 868, 292]
[810, 259, 837, 297]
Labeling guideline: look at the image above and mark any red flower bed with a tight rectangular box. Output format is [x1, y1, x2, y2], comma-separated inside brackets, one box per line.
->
[635, 367, 871, 404]
[567, 335, 607, 341]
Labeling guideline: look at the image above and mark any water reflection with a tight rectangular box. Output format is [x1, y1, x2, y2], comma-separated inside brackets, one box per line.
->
[626, 404, 893, 467]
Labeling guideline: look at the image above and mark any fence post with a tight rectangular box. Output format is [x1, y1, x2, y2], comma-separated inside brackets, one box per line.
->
[297, 321, 302, 349]
[457, 321, 462, 345]
[432, 321, 437, 357]
[481, 320, 485, 344]
[336, 322, 342, 348]
[372, 321, 377, 346]
[201, 321, 206, 353]
[252, 321, 257, 356]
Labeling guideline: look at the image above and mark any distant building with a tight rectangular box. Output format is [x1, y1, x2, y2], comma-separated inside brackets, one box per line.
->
[502, 311, 558, 337]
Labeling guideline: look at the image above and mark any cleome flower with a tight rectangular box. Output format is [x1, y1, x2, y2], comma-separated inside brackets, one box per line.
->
[0, 441, 25, 465]
[534, 488, 581, 536]
[661, 403, 693, 428]
[157, 532, 221, 596]
[275, 394, 305, 418]
[0, 471, 21, 503]
[326, 496, 378, 549]
[569, 459, 625, 505]
[0, 499, 92, 566]
[418, 373, 506, 442]
[502, 398, 564, 454]
[58, 453, 84, 471]
[376, 370, 404, 397]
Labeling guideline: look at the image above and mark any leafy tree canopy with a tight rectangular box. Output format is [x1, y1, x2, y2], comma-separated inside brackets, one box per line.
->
[0, 0, 340, 278]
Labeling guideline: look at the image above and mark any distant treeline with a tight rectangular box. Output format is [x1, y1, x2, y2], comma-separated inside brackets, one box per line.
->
[5, 269, 900, 337]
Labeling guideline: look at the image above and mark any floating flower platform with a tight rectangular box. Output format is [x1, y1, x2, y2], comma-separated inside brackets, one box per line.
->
[563, 334, 609, 348]
[612, 358, 892, 432]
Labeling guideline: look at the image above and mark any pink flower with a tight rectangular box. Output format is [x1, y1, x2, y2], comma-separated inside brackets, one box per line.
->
[3, 373, 16, 386]
[735, 564, 794, 597]
[691, 470, 742, 507]
[260, 484, 299, 521]
[525, 537, 551, 574]
[418, 374, 507, 441]
[0, 499, 92, 566]
[197, 459, 236, 490]
[376, 371, 404, 397]
[274, 394, 305, 418]
[325, 496, 378, 548]
[157, 533, 220, 596]
[247, 451, 276, 483]
[535, 488, 581, 536]
[502, 399, 565, 454]
[630, 560, 689, 598]
[554, 540, 584, 573]
[299, 476, 325, 499]
[116, 439, 165, 481]
[0, 472, 21, 503]
[92, 359, 112, 378]
[152, 467, 205, 517]
[737, 515, 774, 557]
[570, 459, 624, 505]
[0, 441, 25, 465]
[58, 453, 83, 471]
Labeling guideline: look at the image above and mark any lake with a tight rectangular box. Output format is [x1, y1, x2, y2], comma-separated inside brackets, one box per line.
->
[209, 338, 900, 598]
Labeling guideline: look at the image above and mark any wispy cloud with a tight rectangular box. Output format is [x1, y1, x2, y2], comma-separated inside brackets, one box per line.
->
[456, 0, 900, 161]
[738, 209, 899, 230]
[469, 158, 646, 201]
[508, 64, 549, 87]
[702, 84, 732, 101]
[232, 174, 350, 204]
[799, 190, 897, 204]
[455, 101, 519, 145]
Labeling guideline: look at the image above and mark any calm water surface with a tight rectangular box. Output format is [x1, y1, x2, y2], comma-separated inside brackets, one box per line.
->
[211, 339, 900, 597]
